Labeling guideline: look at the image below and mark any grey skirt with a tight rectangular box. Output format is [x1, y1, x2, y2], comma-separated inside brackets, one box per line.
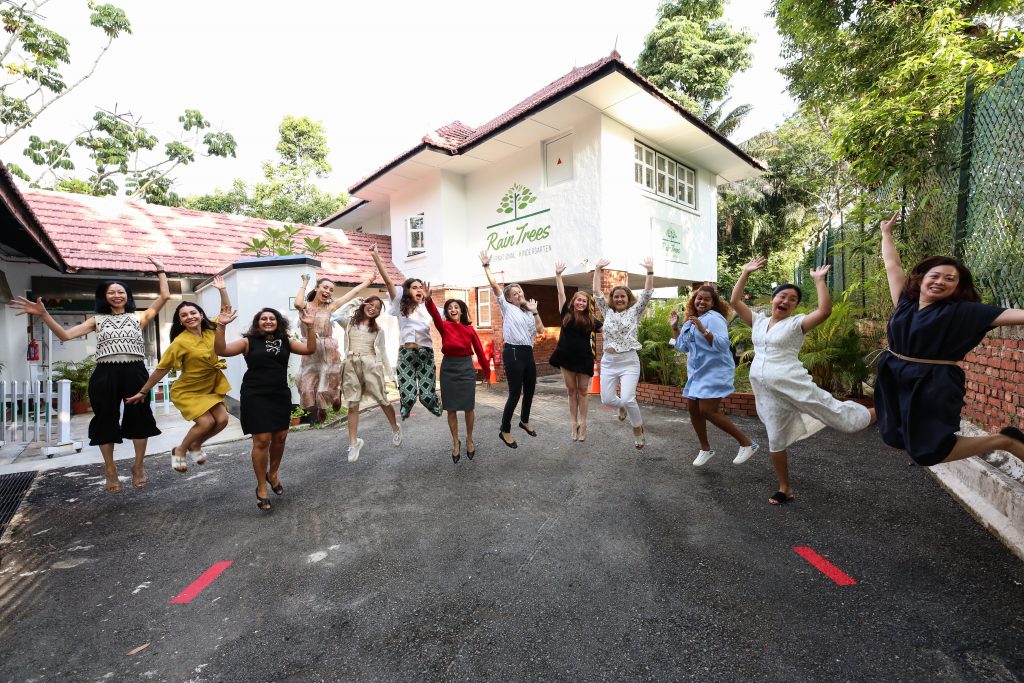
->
[439, 355, 476, 411]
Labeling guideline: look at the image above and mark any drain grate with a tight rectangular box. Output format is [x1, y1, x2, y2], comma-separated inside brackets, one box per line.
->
[0, 472, 37, 537]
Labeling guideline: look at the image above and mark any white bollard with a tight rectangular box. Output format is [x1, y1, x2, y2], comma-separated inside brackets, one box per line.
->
[33, 380, 41, 443]
[0, 381, 6, 447]
[11, 381, 19, 443]
[56, 379, 71, 445]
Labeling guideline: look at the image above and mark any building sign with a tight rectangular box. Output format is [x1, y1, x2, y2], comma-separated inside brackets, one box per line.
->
[485, 183, 552, 263]
[653, 218, 687, 265]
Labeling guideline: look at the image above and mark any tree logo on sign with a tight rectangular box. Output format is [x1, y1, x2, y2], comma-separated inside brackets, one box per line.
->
[496, 183, 537, 220]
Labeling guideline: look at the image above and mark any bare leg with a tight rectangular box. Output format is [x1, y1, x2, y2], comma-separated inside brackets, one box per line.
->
[943, 433, 1024, 463]
[179, 413, 215, 456]
[868, 407, 877, 425]
[347, 402, 360, 447]
[699, 398, 753, 446]
[561, 369, 580, 438]
[130, 438, 148, 489]
[188, 403, 229, 452]
[688, 398, 711, 450]
[465, 410, 476, 453]
[576, 374, 591, 440]
[99, 443, 120, 493]
[447, 410, 460, 454]
[769, 449, 792, 504]
[381, 404, 399, 431]
[267, 430, 288, 487]
[251, 433, 272, 501]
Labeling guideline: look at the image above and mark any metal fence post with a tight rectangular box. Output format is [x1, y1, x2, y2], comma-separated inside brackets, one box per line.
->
[954, 76, 976, 259]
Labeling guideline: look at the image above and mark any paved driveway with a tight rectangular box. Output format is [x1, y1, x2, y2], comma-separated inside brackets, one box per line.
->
[1, 385, 1022, 682]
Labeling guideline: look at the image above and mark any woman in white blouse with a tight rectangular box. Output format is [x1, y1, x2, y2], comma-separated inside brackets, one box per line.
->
[593, 257, 655, 448]
[480, 251, 544, 449]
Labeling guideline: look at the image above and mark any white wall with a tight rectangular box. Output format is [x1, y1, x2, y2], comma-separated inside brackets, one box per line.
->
[600, 116, 718, 283]
[388, 173, 443, 284]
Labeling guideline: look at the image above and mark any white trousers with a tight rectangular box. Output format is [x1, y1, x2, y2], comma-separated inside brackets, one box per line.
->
[600, 350, 643, 427]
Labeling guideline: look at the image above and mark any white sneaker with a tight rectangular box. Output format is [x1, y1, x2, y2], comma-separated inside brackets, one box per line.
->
[347, 438, 364, 463]
[733, 442, 760, 465]
[391, 425, 403, 447]
[692, 449, 716, 466]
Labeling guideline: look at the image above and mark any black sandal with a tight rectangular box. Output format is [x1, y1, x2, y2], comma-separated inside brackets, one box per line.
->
[265, 473, 283, 496]
[768, 491, 794, 506]
[518, 422, 537, 437]
[256, 487, 272, 511]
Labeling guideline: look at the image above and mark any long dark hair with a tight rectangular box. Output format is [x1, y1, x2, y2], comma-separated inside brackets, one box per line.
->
[306, 278, 334, 303]
[352, 296, 384, 333]
[243, 307, 290, 340]
[399, 278, 424, 316]
[94, 280, 137, 314]
[169, 302, 216, 341]
[562, 291, 597, 332]
[685, 285, 730, 319]
[443, 299, 470, 325]
[905, 256, 980, 302]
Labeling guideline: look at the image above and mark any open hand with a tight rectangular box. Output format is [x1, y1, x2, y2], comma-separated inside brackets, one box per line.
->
[742, 257, 766, 274]
[525, 298, 539, 313]
[124, 392, 146, 406]
[423, 281, 432, 298]
[810, 264, 832, 281]
[554, 260, 566, 276]
[880, 210, 900, 235]
[668, 310, 679, 328]
[219, 307, 238, 325]
[10, 295, 46, 317]
[362, 271, 376, 285]
[212, 274, 226, 290]
[479, 250, 491, 267]
[147, 256, 166, 272]
[300, 273, 310, 284]
[595, 258, 610, 269]
[640, 257, 654, 272]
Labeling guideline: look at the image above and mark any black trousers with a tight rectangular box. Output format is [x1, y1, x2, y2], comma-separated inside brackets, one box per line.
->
[87, 360, 161, 446]
[501, 344, 536, 433]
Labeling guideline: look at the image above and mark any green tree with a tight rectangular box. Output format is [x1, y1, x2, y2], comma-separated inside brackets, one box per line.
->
[186, 116, 348, 225]
[772, 0, 1024, 183]
[0, 0, 131, 145]
[636, 0, 754, 127]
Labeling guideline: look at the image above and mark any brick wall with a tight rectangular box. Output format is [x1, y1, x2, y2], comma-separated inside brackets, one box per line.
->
[634, 383, 759, 416]
[962, 326, 1024, 431]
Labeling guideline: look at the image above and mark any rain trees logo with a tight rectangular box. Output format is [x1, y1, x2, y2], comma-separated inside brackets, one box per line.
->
[485, 183, 551, 256]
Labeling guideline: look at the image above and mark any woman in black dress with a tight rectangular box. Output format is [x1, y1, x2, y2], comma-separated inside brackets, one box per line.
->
[549, 260, 602, 441]
[876, 210, 1024, 465]
[214, 281, 316, 511]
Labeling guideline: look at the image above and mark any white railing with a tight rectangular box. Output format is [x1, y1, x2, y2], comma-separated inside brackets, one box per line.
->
[1, 379, 82, 457]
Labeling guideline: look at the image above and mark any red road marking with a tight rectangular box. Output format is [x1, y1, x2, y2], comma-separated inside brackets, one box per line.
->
[169, 561, 233, 604]
[792, 546, 856, 586]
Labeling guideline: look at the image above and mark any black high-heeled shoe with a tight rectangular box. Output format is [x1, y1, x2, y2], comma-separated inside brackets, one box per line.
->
[466, 443, 476, 460]
[452, 439, 461, 464]
[265, 473, 283, 496]
[256, 487, 272, 512]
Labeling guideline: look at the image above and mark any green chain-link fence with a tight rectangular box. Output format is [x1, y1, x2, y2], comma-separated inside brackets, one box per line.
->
[809, 58, 1024, 312]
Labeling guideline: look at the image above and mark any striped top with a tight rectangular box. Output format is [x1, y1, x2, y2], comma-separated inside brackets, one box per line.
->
[497, 295, 537, 347]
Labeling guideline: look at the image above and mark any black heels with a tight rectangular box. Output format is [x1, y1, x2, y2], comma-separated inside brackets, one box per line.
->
[256, 487, 271, 512]
[452, 440, 461, 464]
[265, 473, 283, 495]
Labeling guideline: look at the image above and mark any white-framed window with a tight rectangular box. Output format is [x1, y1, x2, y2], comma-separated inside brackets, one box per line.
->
[634, 141, 696, 209]
[476, 287, 491, 328]
[405, 213, 425, 257]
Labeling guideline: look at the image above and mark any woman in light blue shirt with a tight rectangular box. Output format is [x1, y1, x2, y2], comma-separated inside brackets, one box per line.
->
[670, 285, 758, 467]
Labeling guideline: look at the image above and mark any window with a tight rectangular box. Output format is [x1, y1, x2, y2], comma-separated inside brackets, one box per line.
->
[634, 141, 696, 209]
[476, 287, 491, 327]
[406, 213, 425, 257]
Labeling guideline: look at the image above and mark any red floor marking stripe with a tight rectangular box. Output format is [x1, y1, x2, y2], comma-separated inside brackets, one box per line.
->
[792, 546, 856, 586]
[169, 561, 233, 604]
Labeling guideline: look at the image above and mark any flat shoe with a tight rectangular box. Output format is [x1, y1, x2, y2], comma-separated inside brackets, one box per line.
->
[189, 449, 207, 465]
[768, 491, 795, 506]
[733, 442, 760, 465]
[518, 422, 537, 437]
[499, 432, 518, 449]
[171, 447, 188, 473]
[347, 438, 364, 463]
[692, 449, 715, 466]
[265, 473, 283, 495]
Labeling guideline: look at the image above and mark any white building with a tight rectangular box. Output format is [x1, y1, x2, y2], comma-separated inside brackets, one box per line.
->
[321, 51, 764, 371]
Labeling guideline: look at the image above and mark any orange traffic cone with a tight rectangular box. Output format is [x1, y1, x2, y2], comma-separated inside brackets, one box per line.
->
[488, 357, 498, 384]
[589, 359, 601, 395]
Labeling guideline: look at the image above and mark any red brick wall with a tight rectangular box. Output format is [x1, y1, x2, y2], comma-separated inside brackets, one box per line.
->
[962, 327, 1024, 431]
[634, 383, 759, 416]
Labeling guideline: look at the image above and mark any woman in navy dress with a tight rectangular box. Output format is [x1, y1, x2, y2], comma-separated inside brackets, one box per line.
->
[549, 260, 602, 442]
[876, 210, 1024, 465]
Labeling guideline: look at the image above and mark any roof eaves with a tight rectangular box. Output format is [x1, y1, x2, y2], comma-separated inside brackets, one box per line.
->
[317, 198, 367, 226]
[0, 162, 68, 271]
[347, 142, 454, 196]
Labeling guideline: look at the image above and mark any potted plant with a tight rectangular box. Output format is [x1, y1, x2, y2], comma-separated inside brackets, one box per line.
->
[290, 406, 307, 426]
[51, 358, 97, 414]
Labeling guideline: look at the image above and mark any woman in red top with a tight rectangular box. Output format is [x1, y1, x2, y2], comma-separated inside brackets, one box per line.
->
[425, 283, 490, 463]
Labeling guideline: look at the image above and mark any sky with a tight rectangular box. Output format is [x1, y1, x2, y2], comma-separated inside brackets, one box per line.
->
[7, 0, 795, 197]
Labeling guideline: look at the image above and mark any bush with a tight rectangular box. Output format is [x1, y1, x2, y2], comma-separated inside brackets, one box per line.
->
[637, 298, 687, 387]
[51, 357, 97, 402]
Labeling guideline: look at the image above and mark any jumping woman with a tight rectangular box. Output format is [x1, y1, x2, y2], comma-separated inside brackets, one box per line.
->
[12, 257, 169, 493]
[549, 260, 602, 442]
[670, 285, 758, 466]
[875, 210, 1024, 466]
[214, 283, 317, 511]
[480, 250, 544, 449]
[730, 257, 875, 505]
[593, 257, 654, 449]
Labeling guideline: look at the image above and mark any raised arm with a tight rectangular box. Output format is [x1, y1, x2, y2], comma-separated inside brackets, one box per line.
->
[730, 257, 765, 327]
[211, 274, 231, 315]
[800, 265, 833, 333]
[424, 284, 445, 330]
[138, 256, 171, 326]
[10, 296, 96, 341]
[369, 243, 398, 301]
[214, 307, 248, 357]
[479, 251, 503, 299]
[330, 272, 376, 312]
[290, 306, 318, 355]
[641, 256, 654, 292]
[124, 367, 171, 405]
[525, 298, 544, 333]
[554, 260, 567, 311]
[880, 210, 905, 306]
[592, 258, 609, 299]
[295, 273, 310, 311]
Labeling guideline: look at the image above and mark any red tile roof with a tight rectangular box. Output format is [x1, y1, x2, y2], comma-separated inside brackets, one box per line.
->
[21, 188, 403, 285]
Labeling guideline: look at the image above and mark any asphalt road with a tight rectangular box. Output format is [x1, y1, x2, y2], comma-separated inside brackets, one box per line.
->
[1, 384, 1022, 682]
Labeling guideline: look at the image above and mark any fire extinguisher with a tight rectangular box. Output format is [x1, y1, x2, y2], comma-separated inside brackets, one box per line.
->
[27, 338, 39, 361]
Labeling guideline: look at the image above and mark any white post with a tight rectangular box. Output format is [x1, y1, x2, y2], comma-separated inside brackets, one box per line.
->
[32, 380, 41, 442]
[0, 380, 7, 447]
[56, 379, 71, 444]
[11, 381, 19, 443]
[44, 380, 53, 443]
[21, 381, 30, 443]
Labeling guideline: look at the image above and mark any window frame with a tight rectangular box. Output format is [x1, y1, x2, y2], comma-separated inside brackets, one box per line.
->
[405, 213, 425, 258]
[634, 141, 697, 210]
[476, 287, 491, 328]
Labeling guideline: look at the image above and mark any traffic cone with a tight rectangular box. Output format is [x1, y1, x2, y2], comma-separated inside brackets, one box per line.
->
[488, 357, 498, 384]
[589, 359, 601, 395]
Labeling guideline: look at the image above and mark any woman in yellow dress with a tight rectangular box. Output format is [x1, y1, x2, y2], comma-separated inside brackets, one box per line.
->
[128, 298, 231, 472]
